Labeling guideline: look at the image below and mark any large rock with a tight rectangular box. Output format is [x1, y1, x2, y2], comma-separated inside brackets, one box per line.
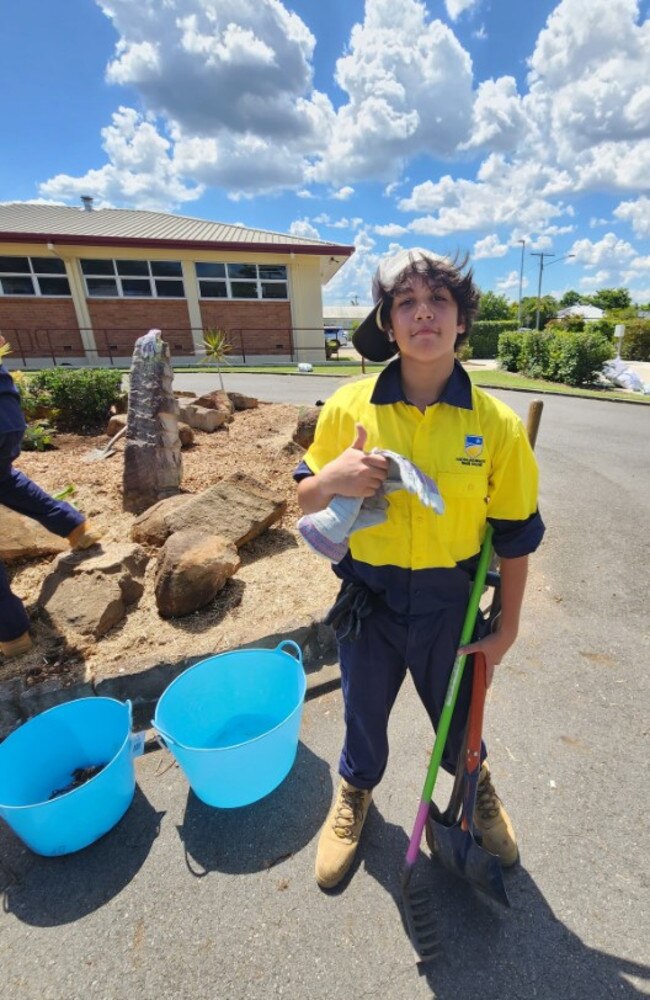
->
[123, 329, 182, 513]
[194, 389, 235, 420]
[39, 544, 149, 640]
[131, 473, 287, 549]
[293, 406, 321, 449]
[177, 403, 227, 432]
[154, 530, 240, 618]
[106, 414, 193, 448]
[227, 392, 259, 411]
[0, 507, 68, 563]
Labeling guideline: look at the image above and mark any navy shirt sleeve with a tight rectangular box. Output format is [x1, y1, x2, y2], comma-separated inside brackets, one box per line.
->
[0, 365, 27, 434]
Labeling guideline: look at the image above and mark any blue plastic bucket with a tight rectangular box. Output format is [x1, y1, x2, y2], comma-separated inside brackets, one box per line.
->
[153, 640, 306, 808]
[0, 697, 144, 856]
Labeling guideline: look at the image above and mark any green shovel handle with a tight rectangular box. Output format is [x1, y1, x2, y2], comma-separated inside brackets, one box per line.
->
[420, 523, 494, 804]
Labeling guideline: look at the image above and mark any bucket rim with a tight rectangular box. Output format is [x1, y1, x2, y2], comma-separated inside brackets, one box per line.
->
[153, 645, 306, 753]
[0, 697, 132, 813]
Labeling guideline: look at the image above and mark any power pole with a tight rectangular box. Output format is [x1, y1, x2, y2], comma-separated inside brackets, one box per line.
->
[530, 252, 555, 331]
[517, 239, 526, 328]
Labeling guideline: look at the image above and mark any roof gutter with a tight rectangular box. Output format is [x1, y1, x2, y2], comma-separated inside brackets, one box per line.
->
[0, 231, 354, 257]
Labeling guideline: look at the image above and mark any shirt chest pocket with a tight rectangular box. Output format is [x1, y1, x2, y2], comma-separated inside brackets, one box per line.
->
[436, 471, 489, 560]
[438, 472, 488, 502]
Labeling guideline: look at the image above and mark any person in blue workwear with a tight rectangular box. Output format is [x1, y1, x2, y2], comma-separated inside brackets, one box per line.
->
[294, 248, 545, 889]
[0, 335, 101, 659]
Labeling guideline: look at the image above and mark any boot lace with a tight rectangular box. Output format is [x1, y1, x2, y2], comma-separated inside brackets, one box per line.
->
[333, 786, 368, 842]
[475, 769, 501, 822]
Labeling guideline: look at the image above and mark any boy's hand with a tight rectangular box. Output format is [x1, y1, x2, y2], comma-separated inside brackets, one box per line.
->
[458, 622, 518, 687]
[322, 423, 389, 498]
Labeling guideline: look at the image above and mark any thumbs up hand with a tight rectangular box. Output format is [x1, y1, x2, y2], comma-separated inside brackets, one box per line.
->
[321, 423, 389, 498]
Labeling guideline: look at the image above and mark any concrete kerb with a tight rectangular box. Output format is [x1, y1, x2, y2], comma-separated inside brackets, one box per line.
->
[0, 613, 341, 742]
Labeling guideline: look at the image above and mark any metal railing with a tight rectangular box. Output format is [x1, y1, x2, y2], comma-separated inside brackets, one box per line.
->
[0, 325, 347, 367]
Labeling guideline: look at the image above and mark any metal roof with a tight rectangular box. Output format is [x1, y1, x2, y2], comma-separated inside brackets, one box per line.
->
[0, 203, 354, 258]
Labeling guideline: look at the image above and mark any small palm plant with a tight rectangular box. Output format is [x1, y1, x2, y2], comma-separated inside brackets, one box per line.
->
[0, 336, 12, 360]
[201, 328, 232, 390]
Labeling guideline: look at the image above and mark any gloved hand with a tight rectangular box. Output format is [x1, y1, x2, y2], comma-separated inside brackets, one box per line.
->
[375, 449, 445, 513]
[297, 495, 363, 563]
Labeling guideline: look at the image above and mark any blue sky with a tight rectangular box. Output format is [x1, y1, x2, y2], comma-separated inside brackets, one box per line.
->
[2, 0, 650, 306]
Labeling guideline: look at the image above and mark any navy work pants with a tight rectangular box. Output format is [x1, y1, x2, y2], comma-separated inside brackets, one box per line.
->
[337, 597, 487, 789]
[0, 430, 84, 642]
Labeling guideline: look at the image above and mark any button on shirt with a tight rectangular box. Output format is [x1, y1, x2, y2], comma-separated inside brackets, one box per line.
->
[294, 358, 545, 617]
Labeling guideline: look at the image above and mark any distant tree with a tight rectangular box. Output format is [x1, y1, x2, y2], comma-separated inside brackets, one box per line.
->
[519, 295, 559, 329]
[477, 290, 513, 321]
[588, 287, 632, 311]
[559, 290, 584, 308]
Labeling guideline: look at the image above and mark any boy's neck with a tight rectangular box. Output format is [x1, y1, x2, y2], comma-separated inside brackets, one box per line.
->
[399, 354, 456, 412]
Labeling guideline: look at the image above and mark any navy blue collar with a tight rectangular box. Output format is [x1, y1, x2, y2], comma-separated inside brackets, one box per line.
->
[370, 357, 473, 410]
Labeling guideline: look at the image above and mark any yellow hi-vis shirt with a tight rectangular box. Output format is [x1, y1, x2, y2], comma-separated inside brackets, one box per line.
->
[296, 359, 544, 615]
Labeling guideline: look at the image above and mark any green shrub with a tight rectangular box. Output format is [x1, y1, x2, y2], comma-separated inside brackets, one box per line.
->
[497, 331, 524, 371]
[519, 330, 551, 379]
[29, 368, 123, 432]
[325, 339, 339, 360]
[22, 420, 56, 451]
[470, 320, 519, 358]
[619, 319, 650, 361]
[545, 329, 613, 386]
[456, 341, 473, 362]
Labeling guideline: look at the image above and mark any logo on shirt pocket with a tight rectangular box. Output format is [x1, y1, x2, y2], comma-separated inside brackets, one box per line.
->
[464, 434, 483, 458]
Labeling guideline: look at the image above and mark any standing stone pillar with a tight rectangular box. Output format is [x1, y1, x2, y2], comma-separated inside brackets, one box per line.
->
[123, 329, 182, 513]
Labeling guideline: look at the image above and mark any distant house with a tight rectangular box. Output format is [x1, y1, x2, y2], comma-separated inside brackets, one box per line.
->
[556, 304, 604, 321]
[322, 304, 371, 330]
[0, 202, 354, 366]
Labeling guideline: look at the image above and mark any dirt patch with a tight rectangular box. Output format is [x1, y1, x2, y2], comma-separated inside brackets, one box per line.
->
[4, 403, 340, 684]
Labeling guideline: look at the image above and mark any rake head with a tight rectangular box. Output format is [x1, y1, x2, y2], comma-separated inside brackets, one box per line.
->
[400, 867, 441, 963]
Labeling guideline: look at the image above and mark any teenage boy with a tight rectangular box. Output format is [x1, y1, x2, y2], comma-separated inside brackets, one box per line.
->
[294, 248, 544, 889]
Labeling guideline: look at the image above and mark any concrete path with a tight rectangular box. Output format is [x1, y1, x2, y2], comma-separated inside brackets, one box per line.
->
[1, 381, 649, 999]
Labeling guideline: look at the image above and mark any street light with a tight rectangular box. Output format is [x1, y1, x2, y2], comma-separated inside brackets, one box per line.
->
[530, 251, 576, 330]
[517, 239, 526, 328]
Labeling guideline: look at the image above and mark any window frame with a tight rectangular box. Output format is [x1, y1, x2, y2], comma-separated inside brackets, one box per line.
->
[196, 262, 288, 301]
[0, 255, 71, 297]
[81, 259, 185, 299]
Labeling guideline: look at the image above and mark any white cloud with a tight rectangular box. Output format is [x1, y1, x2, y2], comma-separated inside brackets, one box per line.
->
[568, 231, 636, 268]
[614, 196, 650, 236]
[445, 0, 480, 20]
[590, 216, 610, 228]
[314, 0, 475, 184]
[628, 255, 650, 270]
[460, 76, 529, 153]
[580, 269, 611, 287]
[297, 189, 315, 199]
[288, 218, 320, 239]
[375, 223, 409, 236]
[496, 270, 528, 292]
[473, 233, 508, 258]
[39, 107, 203, 211]
[332, 186, 354, 201]
[473, 24, 487, 40]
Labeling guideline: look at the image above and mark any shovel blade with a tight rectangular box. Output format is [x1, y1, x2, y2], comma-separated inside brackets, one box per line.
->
[427, 817, 510, 908]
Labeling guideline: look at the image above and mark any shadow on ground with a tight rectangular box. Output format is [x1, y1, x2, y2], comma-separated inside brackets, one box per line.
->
[177, 741, 331, 876]
[1, 787, 163, 927]
[354, 805, 650, 1000]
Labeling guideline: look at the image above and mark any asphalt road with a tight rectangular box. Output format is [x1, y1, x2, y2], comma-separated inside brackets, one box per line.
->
[1, 375, 649, 999]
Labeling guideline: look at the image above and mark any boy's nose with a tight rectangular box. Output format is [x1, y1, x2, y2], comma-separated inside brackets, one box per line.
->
[414, 299, 434, 318]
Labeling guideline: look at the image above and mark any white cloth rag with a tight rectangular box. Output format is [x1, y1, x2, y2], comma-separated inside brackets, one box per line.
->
[297, 449, 444, 563]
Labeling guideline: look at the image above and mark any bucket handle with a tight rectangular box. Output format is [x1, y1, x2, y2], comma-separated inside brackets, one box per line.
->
[275, 639, 303, 664]
[151, 723, 180, 752]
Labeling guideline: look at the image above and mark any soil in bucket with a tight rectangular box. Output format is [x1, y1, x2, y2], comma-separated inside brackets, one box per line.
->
[49, 763, 108, 800]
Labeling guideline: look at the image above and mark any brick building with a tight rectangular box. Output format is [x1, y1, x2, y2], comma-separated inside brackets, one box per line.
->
[0, 202, 354, 367]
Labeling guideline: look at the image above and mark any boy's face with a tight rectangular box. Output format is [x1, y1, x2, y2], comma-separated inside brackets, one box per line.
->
[388, 275, 464, 365]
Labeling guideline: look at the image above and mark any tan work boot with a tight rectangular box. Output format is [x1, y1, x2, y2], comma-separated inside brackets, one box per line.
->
[0, 631, 33, 659]
[315, 779, 372, 889]
[67, 520, 102, 550]
[474, 762, 519, 867]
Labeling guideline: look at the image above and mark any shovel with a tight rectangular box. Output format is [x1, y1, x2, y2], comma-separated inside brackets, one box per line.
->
[426, 652, 510, 908]
[400, 526, 494, 960]
[83, 425, 126, 462]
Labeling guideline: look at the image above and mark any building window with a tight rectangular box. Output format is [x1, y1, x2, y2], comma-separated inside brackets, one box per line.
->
[81, 259, 185, 298]
[0, 255, 70, 296]
[195, 262, 287, 300]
